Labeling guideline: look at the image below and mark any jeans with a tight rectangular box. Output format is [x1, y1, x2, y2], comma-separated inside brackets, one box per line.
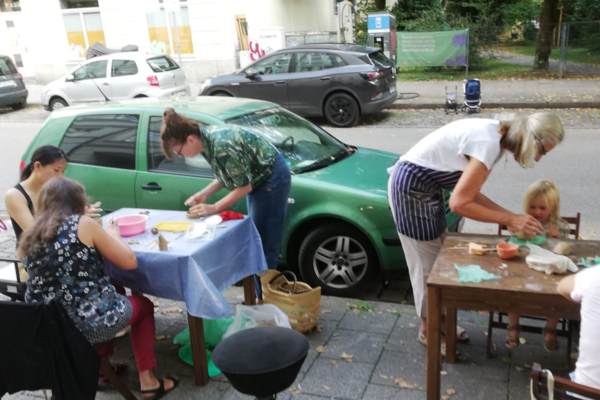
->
[247, 154, 291, 268]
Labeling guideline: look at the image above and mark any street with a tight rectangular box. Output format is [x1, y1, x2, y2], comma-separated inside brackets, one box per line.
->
[2, 106, 599, 239]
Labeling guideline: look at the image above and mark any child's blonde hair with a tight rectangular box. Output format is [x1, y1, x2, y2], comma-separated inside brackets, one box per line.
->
[522, 179, 561, 224]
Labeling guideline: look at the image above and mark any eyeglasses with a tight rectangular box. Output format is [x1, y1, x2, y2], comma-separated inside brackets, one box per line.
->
[535, 136, 547, 157]
[173, 142, 185, 157]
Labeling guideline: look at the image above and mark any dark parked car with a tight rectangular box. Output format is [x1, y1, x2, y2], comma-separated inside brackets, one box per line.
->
[199, 44, 397, 127]
[0, 55, 27, 110]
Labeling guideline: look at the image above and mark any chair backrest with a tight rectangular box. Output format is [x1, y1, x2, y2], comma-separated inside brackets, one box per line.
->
[531, 363, 600, 399]
[497, 212, 581, 240]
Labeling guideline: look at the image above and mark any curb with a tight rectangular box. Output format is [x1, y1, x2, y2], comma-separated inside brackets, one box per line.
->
[389, 101, 600, 110]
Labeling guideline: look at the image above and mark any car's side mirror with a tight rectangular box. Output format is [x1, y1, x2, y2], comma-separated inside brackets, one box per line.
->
[65, 74, 75, 82]
[245, 68, 259, 79]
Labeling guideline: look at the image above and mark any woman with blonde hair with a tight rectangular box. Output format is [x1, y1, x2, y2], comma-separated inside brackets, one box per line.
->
[387, 112, 565, 346]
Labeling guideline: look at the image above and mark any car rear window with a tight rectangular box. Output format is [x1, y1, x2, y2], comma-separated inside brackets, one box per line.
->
[368, 51, 394, 68]
[146, 56, 180, 73]
[0, 57, 17, 76]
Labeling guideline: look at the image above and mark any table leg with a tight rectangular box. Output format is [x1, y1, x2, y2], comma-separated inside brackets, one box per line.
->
[187, 313, 209, 386]
[243, 275, 257, 305]
[445, 307, 457, 363]
[427, 286, 442, 400]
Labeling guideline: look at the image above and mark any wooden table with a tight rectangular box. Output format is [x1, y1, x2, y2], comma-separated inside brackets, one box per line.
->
[426, 233, 600, 400]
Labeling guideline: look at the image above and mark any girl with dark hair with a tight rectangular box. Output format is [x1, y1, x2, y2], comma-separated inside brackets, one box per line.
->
[5, 145, 102, 244]
[159, 107, 291, 270]
[19, 177, 178, 399]
[5, 145, 68, 243]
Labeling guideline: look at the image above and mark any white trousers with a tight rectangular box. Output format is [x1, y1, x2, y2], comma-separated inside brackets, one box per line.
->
[398, 233, 444, 319]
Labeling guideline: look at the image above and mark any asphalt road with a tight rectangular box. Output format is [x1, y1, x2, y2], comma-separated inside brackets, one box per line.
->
[1, 106, 599, 240]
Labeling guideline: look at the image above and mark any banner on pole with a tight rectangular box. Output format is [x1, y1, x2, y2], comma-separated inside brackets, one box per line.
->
[396, 29, 468, 67]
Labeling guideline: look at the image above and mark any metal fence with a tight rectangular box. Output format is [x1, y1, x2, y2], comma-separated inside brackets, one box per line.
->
[558, 20, 600, 77]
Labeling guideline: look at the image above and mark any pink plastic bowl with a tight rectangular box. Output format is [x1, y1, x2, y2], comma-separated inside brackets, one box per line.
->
[114, 214, 147, 237]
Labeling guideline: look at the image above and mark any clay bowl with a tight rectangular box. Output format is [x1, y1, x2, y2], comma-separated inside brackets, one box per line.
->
[496, 241, 520, 260]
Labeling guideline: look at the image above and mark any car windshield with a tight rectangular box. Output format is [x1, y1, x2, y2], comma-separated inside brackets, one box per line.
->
[226, 108, 352, 173]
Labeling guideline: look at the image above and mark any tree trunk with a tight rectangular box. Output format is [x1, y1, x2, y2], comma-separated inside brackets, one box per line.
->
[534, 0, 560, 70]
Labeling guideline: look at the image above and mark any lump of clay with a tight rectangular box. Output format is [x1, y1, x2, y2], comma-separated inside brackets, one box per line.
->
[553, 241, 574, 256]
[516, 231, 533, 240]
[468, 242, 489, 256]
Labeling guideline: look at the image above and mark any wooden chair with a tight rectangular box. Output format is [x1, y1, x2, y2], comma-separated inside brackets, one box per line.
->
[531, 363, 600, 399]
[96, 344, 137, 400]
[496, 212, 581, 239]
[487, 214, 581, 364]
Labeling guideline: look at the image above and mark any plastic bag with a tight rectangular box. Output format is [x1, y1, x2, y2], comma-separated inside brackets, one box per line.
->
[525, 244, 578, 275]
[223, 304, 291, 338]
[173, 317, 233, 376]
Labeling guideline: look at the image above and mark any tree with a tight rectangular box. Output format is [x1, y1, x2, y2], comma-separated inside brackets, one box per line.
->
[374, 0, 386, 9]
[534, 0, 560, 69]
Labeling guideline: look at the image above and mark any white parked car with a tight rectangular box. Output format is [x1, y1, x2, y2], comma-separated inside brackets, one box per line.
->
[41, 52, 190, 111]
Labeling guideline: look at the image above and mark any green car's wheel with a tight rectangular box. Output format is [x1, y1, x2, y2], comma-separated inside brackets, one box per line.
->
[298, 223, 376, 296]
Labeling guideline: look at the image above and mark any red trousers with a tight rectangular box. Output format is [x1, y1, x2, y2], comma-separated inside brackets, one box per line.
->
[98, 294, 156, 372]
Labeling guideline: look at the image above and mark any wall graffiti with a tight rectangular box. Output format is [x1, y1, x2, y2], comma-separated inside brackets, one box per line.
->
[249, 41, 266, 61]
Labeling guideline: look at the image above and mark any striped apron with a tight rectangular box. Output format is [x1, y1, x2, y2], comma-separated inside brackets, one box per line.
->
[388, 161, 462, 241]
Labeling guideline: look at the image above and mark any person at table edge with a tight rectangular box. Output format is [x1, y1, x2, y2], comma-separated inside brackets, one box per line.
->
[159, 107, 291, 269]
[387, 112, 565, 345]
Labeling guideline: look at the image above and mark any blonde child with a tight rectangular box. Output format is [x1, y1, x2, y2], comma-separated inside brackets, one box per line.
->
[506, 180, 570, 351]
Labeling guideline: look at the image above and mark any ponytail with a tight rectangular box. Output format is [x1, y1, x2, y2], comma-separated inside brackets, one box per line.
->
[20, 145, 67, 181]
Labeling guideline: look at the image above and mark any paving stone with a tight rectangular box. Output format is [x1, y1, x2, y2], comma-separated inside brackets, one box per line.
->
[338, 305, 398, 335]
[385, 325, 426, 355]
[371, 350, 425, 390]
[508, 366, 531, 400]
[319, 296, 349, 322]
[300, 358, 373, 399]
[443, 344, 510, 383]
[320, 329, 385, 364]
[439, 376, 507, 400]
[307, 318, 338, 345]
[363, 383, 425, 400]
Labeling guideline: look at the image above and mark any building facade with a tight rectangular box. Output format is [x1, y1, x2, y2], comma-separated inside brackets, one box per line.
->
[0, 0, 343, 83]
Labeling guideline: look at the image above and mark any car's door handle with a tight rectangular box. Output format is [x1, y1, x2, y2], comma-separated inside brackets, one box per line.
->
[142, 182, 162, 191]
[102, 82, 109, 86]
[274, 81, 286, 85]
[320, 77, 331, 81]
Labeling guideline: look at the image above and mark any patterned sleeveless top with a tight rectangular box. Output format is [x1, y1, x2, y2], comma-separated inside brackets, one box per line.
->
[24, 214, 132, 344]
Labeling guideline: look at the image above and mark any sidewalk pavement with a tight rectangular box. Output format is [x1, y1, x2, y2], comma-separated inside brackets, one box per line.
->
[23, 78, 600, 111]
[0, 228, 574, 400]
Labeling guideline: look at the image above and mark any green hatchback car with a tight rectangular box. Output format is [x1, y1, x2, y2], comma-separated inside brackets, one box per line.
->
[21, 97, 461, 296]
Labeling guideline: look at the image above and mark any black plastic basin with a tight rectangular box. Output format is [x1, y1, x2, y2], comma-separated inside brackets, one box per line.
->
[212, 327, 309, 397]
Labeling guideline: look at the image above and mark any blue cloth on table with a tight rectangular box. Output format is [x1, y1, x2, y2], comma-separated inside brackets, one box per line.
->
[104, 209, 267, 319]
[454, 263, 500, 283]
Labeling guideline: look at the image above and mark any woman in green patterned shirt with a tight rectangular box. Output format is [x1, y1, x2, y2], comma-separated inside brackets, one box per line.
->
[160, 107, 291, 269]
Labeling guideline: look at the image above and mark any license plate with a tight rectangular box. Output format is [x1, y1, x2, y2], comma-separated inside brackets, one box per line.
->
[0, 80, 17, 88]
[389, 86, 396, 94]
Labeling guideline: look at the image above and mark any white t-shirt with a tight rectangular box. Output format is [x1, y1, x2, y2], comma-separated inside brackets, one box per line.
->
[400, 118, 503, 172]
[572, 267, 600, 390]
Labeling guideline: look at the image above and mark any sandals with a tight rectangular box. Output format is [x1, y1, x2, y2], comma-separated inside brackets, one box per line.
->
[456, 325, 470, 343]
[505, 326, 520, 349]
[141, 376, 179, 400]
[543, 328, 558, 352]
[417, 331, 446, 356]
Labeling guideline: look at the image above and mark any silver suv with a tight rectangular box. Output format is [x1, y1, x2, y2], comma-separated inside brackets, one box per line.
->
[41, 52, 190, 111]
